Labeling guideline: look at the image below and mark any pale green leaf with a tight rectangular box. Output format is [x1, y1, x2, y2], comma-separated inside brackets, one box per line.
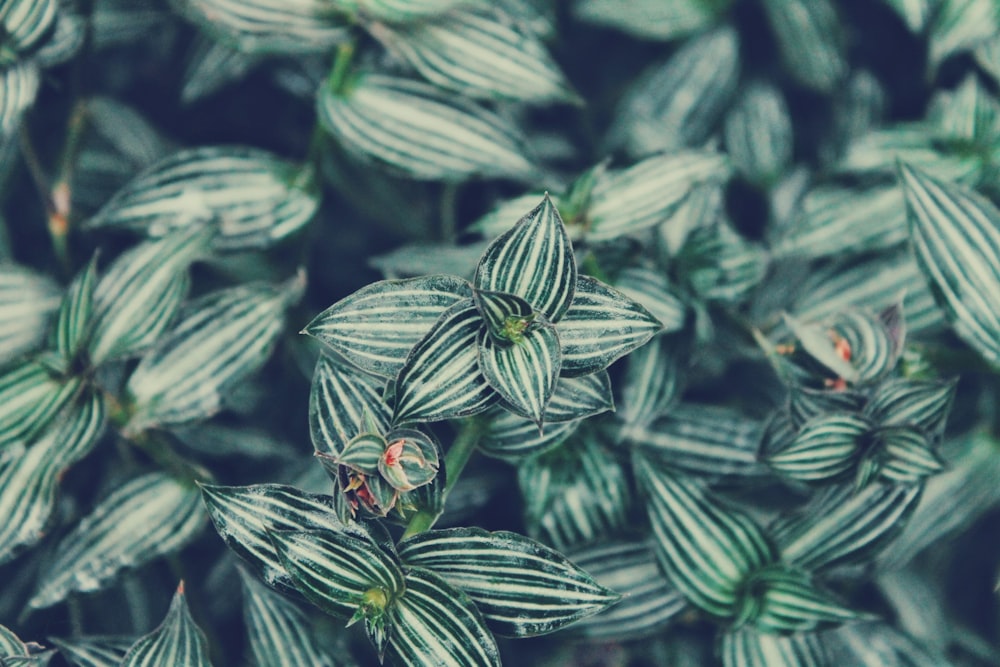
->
[0, 264, 60, 364]
[0, 0, 58, 54]
[618, 334, 684, 433]
[0, 624, 28, 658]
[724, 81, 793, 186]
[734, 565, 863, 633]
[759, 0, 845, 92]
[573, 0, 730, 41]
[929, 0, 1000, 71]
[614, 267, 688, 334]
[0, 61, 39, 136]
[720, 627, 827, 667]
[838, 125, 983, 183]
[0, 359, 81, 458]
[120, 586, 213, 667]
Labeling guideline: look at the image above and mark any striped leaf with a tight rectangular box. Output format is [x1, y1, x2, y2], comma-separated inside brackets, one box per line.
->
[341, 0, 474, 23]
[399, 528, 619, 638]
[200, 483, 347, 591]
[658, 181, 725, 257]
[720, 627, 827, 667]
[899, 162, 1000, 366]
[387, 566, 500, 667]
[0, 391, 105, 565]
[563, 539, 687, 641]
[683, 222, 769, 303]
[0, 263, 59, 364]
[556, 276, 662, 377]
[619, 334, 684, 433]
[478, 411, 580, 461]
[469, 192, 550, 239]
[929, 73, 1000, 146]
[120, 586, 212, 667]
[0, 61, 40, 136]
[734, 565, 863, 633]
[240, 568, 342, 667]
[635, 453, 776, 617]
[87, 225, 212, 365]
[310, 354, 391, 456]
[0, 624, 28, 658]
[54, 254, 98, 364]
[573, 0, 730, 41]
[378, 428, 440, 491]
[611, 27, 739, 156]
[787, 386, 866, 430]
[474, 194, 576, 323]
[975, 34, 1000, 85]
[781, 312, 859, 384]
[724, 81, 793, 186]
[85, 146, 319, 250]
[373, 7, 575, 103]
[172, 0, 347, 54]
[0, 0, 58, 55]
[304, 275, 471, 379]
[773, 482, 923, 572]
[628, 404, 764, 478]
[478, 319, 561, 426]
[875, 426, 944, 484]
[30, 473, 206, 609]
[180, 37, 261, 105]
[591, 146, 733, 248]
[928, 0, 1000, 71]
[318, 73, 538, 182]
[827, 621, 946, 667]
[49, 635, 133, 667]
[392, 299, 497, 424]
[270, 528, 405, 619]
[337, 432, 386, 475]
[614, 266, 688, 333]
[0, 359, 81, 457]
[765, 414, 869, 483]
[125, 277, 299, 432]
[473, 290, 534, 342]
[759, 0, 845, 92]
[543, 371, 614, 422]
[838, 125, 982, 183]
[519, 428, 631, 551]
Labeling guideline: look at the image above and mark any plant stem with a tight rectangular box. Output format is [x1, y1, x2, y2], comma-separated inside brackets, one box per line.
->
[327, 39, 356, 96]
[401, 418, 483, 540]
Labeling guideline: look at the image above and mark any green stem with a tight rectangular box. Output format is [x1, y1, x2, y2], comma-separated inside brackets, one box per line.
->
[327, 39, 356, 96]
[401, 418, 483, 539]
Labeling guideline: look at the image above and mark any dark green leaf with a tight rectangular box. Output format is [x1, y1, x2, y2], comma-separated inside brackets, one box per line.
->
[619, 335, 685, 433]
[543, 371, 614, 423]
[478, 410, 580, 462]
[734, 565, 863, 633]
[765, 414, 869, 483]
[724, 81, 793, 185]
[787, 386, 866, 430]
[875, 426, 944, 484]
[120, 586, 213, 667]
[478, 318, 561, 426]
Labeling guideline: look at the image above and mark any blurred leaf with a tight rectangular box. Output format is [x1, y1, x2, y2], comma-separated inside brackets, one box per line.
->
[724, 81, 793, 186]
[618, 334, 684, 433]
[615, 267, 688, 334]
[310, 354, 391, 456]
[341, 0, 476, 23]
[899, 162, 1000, 366]
[682, 222, 768, 303]
[759, 0, 845, 92]
[734, 564, 863, 633]
[181, 36, 263, 104]
[838, 125, 983, 183]
[0, 0, 58, 57]
[318, 73, 539, 182]
[120, 586, 213, 667]
[928, 0, 1000, 71]
[0, 264, 60, 364]
[479, 409, 580, 462]
[573, 0, 731, 41]
[0, 61, 39, 136]
[827, 621, 950, 667]
[0, 624, 29, 658]
[48, 635, 132, 667]
[928, 73, 1000, 147]
[53, 254, 97, 365]
[720, 627, 827, 667]
[30, 473, 206, 609]
[0, 359, 81, 458]
[864, 378, 956, 436]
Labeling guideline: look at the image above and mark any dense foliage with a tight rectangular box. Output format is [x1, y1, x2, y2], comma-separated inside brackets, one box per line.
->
[1, 0, 1000, 665]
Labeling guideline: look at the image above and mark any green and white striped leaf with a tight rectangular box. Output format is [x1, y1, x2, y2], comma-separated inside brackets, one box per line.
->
[781, 312, 859, 384]
[735, 565, 862, 633]
[724, 81, 793, 186]
[765, 414, 869, 483]
[201, 483, 346, 590]
[30, 473, 206, 609]
[398, 527, 619, 637]
[838, 125, 982, 183]
[564, 539, 686, 641]
[336, 432, 386, 475]
[619, 334, 684, 433]
[587, 149, 730, 242]
[611, 27, 739, 156]
[474, 194, 576, 323]
[556, 276, 662, 377]
[87, 225, 212, 365]
[658, 181, 725, 258]
[0, 626, 27, 661]
[48, 635, 132, 667]
[773, 186, 907, 260]
[85, 146, 319, 251]
[0, 359, 80, 457]
[928, 0, 1000, 71]
[0, 0, 58, 56]
[478, 319, 560, 426]
[899, 162, 1000, 366]
[773, 482, 923, 572]
[0, 263, 59, 364]
[392, 299, 497, 424]
[759, 0, 845, 92]
[875, 426, 944, 484]
[310, 354, 390, 456]
[468, 192, 551, 239]
[628, 404, 764, 478]
[373, 7, 575, 103]
[866, 379, 956, 436]
[125, 277, 299, 432]
[614, 267, 688, 334]
[472, 290, 534, 342]
[975, 34, 1000, 85]
[0, 391, 105, 565]
[240, 568, 341, 667]
[270, 528, 404, 619]
[929, 73, 1000, 147]
[543, 371, 614, 422]
[340, 0, 474, 23]
[683, 222, 769, 303]
[573, 0, 730, 41]
[519, 428, 631, 551]
[478, 410, 580, 461]
[53, 254, 98, 365]
[0, 61, 40, 136]
[304, 275, 471, 379]
[318, 73, 538, 182]
[720, 627, 827, 667]
[180, 37, 263, 105]
[120, 586, 212, 667]
[387, 566, 500, 667]
[378, 427, 440, 492]
[827, 621, 945, 667]
[635, 453, 776, 617]
[172, 0, 348, 54]
[787, 386, 866, 431]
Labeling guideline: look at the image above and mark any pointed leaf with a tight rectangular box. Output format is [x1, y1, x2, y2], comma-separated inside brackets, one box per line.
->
[543, 371, 614, 422]
[614, 266, 688, 334]
[126, 277, 299, 431]
[478, 412, 580, 462]
[318, 73, 538, 182]
[0, 61, 40, 136]
[270, 529, 404, 619]
[310, 354, 391, 456]
[54, 254, 98, 364]
[474, 195, 576, 323]
[387, 566, 500, 667]
[0, 624, 29, 658]
[478, 319, 561, 426]
[864, 378, 956, 436]
[340, 0, 473, 23]
[720, 627, 827, 667]
[0, 0, 58, 54]
[876, 426, 945, 484]
[337, 433, 386, 474]
[929, 0, 1000, 70]
[378, 428, 440, 492]
[759, 0, 846, 92]
[200, 483, 347, 591]
[765, 414, 869, 483]
[393, 299, 497, 424]
[398, 527, 619, 637]
[635, 453, 776, 617]
[735, 565, 863, 633]
[556, 276, 662, 376]
[0, 360, 80, 457]
[782, 313, 859, 383]
[0, 264, 60, 364]
[85, 146, 319, 250]
[304, 275, 471, 379]
[619, 335, 685, 432]
[121, 586, 212, 667]
[838, 125, 982, 183]
[472, 290, 534, 342]
[87, 225, 211, 365]
[899, 162, 1000, 366]
[573, 0, 730, 41]
[48, 635, 132, 667]
[787, 387, 866, 430]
